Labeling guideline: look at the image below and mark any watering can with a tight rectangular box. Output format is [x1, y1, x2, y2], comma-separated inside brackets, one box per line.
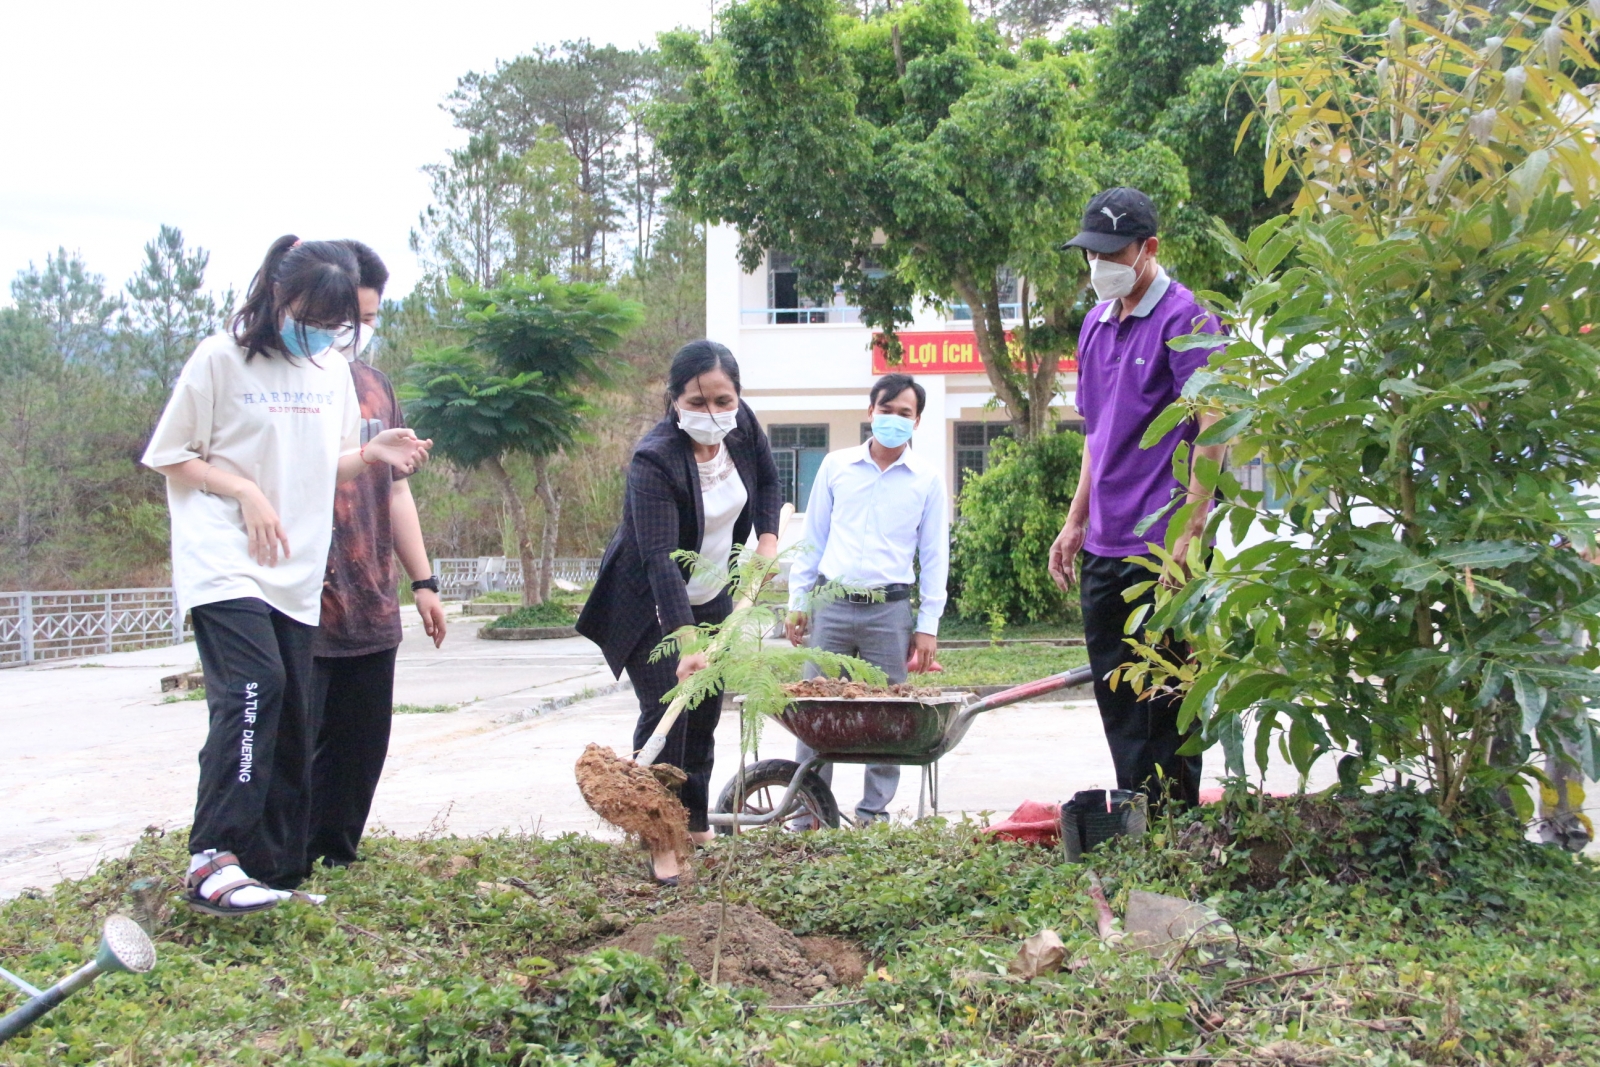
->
[0, 915, 157, 1042]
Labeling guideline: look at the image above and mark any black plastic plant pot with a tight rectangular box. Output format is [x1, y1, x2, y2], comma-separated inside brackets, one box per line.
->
[1060, 789, 1148, 862]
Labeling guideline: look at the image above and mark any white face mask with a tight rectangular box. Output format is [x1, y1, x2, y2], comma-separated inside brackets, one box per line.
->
[677, 406, 737, 446]
[1089, 249, 1148, 303]
[337, 325, 376, 362]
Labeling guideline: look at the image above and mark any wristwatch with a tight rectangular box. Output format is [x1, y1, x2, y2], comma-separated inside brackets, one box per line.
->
[411, 577, 440, 594]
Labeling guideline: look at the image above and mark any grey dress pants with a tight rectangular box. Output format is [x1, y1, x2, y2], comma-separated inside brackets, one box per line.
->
[796, 596, 914, 823]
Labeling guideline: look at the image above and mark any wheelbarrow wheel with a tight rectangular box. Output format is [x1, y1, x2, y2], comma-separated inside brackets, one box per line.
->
[713, 759, 840, 835]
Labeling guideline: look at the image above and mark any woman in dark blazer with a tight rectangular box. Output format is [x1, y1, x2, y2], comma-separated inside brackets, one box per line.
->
[577, 339, 781, 884]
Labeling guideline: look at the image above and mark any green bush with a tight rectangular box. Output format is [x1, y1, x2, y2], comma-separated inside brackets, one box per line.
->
[951, 430, 1084, 628]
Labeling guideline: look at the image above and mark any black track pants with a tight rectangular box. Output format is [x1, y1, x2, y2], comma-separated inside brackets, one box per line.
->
[626, 592, 731, 833]
[308, 646, 398, 868]
[188, 597, 316, 889]
[1079, 551, 1202, 809]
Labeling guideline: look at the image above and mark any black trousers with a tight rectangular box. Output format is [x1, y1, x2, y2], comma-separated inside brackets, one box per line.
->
[625, 593, 731, 833]
[1080, 551, 1202, 808]
[189, 597, 316, 889]
[309, 646, 399, 868]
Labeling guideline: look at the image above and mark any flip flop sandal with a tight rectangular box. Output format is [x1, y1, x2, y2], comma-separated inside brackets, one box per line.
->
[184, 851, 280, 917]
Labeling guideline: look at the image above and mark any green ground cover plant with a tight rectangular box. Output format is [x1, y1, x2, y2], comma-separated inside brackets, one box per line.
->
[2, 802, 1595, 1065]
[393, 704, 460, 716]
[485, 602, 578, 629]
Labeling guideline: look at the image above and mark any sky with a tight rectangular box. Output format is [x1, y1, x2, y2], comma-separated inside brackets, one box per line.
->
[0, 0, 717, 307]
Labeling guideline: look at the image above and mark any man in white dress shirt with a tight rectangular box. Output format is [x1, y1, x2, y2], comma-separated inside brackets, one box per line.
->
[786, 373, 950, 824]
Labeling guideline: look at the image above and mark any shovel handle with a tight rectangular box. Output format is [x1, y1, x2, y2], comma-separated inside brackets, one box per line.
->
[633, 591, 759, 766]
[960, 665, 1095, 716]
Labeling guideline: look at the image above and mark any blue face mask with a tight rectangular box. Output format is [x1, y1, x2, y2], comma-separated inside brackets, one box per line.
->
[871, 412, 916, 449]
[281, 315, 343, 357]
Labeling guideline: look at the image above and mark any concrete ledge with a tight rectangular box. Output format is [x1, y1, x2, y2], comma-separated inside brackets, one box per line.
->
[495, 677, 633, 723]
[461, 603, 519, 616]
[478, 625, 580, 641]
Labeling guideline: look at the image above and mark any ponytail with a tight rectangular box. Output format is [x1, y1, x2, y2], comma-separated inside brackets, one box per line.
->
[231, 236, 362, 360]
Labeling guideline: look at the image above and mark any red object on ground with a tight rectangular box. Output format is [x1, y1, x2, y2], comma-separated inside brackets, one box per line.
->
[985, 800, 1061, 845]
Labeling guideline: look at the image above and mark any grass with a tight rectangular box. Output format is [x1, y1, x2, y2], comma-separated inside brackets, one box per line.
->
[920, 643, 1089, 687]
[472, 591, 524, 604]
[161, 687, 207, 704]
[937, 615, 1084, 642]
[2, 793, 1597, 1065]
[393, 703, 459, 715]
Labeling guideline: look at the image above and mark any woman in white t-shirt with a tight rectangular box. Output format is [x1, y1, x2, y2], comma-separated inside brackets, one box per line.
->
[142, 236, 431, 917]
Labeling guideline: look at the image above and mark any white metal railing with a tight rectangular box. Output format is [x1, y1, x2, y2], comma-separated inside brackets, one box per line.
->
[740, 305, 864, 326]
[0, 588, 190, 668]
[433, 557, 602, 600]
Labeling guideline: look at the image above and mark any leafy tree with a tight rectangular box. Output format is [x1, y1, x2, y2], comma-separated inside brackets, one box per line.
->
[122, 225, 232, 391]
[1127, 0, 1600, 814]
[950, 430, 1084, 627]
[411, 131, 580, 287]
[9, 248, 120, 366]
[404, 351, 584, 605]
[1095, 0, 1241, 129]
[405, 275, 642, 604]
[656, 0, 1199, 437]
[450, 42, 658, 277]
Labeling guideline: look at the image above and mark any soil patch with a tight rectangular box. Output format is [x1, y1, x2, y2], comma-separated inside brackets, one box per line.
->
[785, 679, 945, 699]
[574, 744, 692, 866]
[600, 903, 865, 1004]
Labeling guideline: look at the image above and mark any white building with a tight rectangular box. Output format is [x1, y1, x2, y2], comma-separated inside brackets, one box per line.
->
[704, 224, 1082, 513]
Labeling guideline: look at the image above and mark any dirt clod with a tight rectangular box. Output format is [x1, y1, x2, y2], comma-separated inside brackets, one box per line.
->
[600, 903, 865, 1004]
[575, 744, 692, 866]
[784, 678, 944, 699]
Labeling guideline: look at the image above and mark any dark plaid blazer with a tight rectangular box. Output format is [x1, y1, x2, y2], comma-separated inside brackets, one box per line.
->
[577, 400, 782, 676]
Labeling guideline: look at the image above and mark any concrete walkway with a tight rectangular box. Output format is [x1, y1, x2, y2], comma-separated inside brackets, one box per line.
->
[5, 607, 1583, 898]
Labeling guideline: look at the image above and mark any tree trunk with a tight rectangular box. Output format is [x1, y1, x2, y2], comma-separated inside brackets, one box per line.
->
[952, 271, 1033, 437]
[532, 454, 562, 605]
[485, 454, 541, 606]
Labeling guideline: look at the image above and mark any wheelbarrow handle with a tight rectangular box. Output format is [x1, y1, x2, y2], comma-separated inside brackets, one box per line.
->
[960, 665, 1095, 716]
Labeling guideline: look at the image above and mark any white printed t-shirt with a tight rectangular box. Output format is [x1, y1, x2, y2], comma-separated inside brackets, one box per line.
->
[142, 334, 360, 625]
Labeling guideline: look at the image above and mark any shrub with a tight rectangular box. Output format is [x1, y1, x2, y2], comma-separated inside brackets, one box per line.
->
[950, 430, 1084, 628]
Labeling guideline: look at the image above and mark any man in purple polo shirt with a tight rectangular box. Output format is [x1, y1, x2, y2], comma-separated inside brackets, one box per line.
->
[1048, 187, 1225, 809]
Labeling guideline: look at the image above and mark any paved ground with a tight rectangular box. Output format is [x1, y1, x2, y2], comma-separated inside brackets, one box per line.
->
[3, 607, 1585, 898]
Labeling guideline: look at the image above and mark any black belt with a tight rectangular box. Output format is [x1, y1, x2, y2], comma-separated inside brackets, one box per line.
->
[821, 578, 912, 604]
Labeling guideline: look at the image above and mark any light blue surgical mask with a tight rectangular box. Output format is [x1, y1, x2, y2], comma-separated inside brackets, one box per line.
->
[281, 315, 345, 358]
[871, 412, 916, 449]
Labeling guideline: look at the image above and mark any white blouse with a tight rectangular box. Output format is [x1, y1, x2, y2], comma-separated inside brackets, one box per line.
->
[686, 445, 747, 606]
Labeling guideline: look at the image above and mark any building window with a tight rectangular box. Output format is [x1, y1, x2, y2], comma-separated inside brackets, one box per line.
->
[768, 252, 830, 324]
[770, 424, 830, 508]
[954, 422, 1012, 497]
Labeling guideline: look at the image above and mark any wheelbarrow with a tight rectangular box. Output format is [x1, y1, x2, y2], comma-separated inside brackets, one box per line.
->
[709, 665, 1095, 831]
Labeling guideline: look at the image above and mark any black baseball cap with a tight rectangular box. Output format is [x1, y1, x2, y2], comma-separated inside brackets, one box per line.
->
[1061, 187, 1159, 254]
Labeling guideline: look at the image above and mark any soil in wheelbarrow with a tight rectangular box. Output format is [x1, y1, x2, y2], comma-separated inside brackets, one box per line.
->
[598, 903, 866, 1004]
[785, 678, 945, 699]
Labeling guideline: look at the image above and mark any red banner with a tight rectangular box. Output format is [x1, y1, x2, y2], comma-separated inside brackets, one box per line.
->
[871, 331, 1076, 375]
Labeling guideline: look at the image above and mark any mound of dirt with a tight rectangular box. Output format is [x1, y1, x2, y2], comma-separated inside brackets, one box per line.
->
[574, 744, 692, 866]
[600, 903, 865, 1004]
[785, 678, 945, 699]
